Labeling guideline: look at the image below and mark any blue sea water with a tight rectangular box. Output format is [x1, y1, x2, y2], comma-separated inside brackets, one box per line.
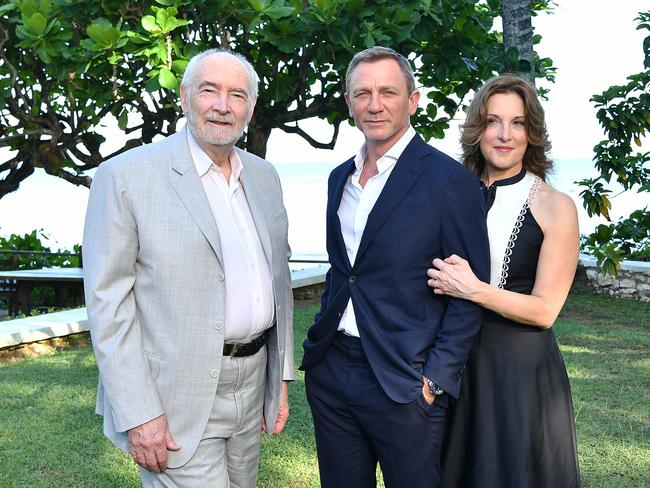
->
[0, 158, 645, 257]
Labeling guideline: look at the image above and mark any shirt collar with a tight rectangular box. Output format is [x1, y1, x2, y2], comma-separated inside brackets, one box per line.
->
[186, 128, 243, 181]
[353, 125, 417, 173]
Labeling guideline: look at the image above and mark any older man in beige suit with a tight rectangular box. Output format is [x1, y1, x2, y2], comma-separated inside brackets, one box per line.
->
[83, 49, 294, 487]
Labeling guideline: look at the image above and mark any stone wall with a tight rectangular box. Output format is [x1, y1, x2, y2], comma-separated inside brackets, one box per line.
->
[578, 255, 650, 301]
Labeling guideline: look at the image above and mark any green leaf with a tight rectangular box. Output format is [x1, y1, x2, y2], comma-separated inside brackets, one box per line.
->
[20, 0, 41, 18]
[86, 23, 122, 48]
[16, 26, 39, 42]
[250, 0, 269, 13]
[36, 44, 52, 63]
[108, 52, 122, 64]
[22, 12, 48, 36]
[117, 109, 128, 130]
[79, 38, 96, 51]
[155, 7, 171, 31]
[145, 75, 161, 93]
[141, 15, 160, 33]
[42, 18, 61, 36]
[171, 59, 188, 75]
[264, 5, 295, 19]
[158, 67, 179, 90]
[0, 3, 17, 15]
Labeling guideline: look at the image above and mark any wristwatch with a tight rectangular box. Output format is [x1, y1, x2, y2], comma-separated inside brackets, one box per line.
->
[425, 377, 444, 396]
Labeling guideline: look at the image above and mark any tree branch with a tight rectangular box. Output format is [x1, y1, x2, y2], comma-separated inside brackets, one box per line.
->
[279, 121, 341, 150]
[0, 130, 56, 145]
[44, 168, 92, 188]
[272, 95, 347, 125]
[0, 153, 35, 198]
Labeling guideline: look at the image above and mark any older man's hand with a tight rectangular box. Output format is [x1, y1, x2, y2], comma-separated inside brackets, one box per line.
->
[127, 414, 181, 472]
[262, 381, 290, 434]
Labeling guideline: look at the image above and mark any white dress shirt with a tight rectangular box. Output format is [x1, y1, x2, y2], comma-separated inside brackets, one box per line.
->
[337, 126, 416, 337]
[187, 131, 274, 341]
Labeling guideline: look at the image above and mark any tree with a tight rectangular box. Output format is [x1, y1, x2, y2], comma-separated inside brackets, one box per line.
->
[579, 10, 650, 274]
[499, 0, 556, 89]
[0, 0, 554, 198]
[501, 0, 535, 85]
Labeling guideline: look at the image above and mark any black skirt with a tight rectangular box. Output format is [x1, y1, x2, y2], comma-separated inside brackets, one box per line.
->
[441, 313, 580, 488]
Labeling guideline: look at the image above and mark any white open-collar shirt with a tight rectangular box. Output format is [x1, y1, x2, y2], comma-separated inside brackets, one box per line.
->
[337, 126, 416, 337]
[188, 130, 274, 342]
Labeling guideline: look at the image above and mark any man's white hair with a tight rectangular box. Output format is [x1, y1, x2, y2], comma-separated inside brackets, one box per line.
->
[181, 48, 259, 100]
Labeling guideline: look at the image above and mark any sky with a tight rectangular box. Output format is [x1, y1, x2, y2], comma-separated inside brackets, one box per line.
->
[0, 0, 648, 251]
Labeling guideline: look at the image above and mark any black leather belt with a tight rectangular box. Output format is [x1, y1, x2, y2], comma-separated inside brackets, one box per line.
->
[223, 332, 267, 358]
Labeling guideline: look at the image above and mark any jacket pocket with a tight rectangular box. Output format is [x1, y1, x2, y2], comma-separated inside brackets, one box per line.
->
[144, 352, 160, 380]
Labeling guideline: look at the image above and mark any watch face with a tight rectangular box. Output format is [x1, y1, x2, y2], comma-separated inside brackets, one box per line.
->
[428, 380, 444, 396]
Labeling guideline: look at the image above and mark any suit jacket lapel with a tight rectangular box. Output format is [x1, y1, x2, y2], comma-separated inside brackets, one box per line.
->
[238, 150, 273, 267]
[169, 129, 224, 267]
[354, 134, 430, 265]
[329, 159, 356, 272]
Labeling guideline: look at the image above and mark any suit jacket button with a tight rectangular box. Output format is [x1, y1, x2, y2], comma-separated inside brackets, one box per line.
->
[209, 368, 219, 378]
[217, 273, 225, 282]
[215, 321, 224, 330]
[348, 275, 357, 284]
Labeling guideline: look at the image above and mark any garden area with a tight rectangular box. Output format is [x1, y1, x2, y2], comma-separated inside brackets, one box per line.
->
[0, 292, 648, 487]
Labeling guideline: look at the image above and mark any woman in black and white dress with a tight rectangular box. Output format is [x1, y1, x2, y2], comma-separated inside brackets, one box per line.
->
[428, 75, 580, 488]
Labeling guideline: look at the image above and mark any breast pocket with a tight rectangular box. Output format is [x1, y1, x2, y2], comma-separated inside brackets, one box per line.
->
[390, 202, 431, 216]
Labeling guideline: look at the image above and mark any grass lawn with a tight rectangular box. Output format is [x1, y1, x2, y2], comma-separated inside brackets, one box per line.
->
[0, 292, 648, 487]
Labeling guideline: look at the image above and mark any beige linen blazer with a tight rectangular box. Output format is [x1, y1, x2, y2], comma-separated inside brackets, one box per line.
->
[82, 128, 294, 468]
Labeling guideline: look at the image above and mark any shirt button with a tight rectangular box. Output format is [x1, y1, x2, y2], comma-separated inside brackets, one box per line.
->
[215, 321, 224, 330]
[349, 275, 357, 284]
[255, 296, 260, 302]
[209, 368, 219, 378]
[217, 273, 225, 282]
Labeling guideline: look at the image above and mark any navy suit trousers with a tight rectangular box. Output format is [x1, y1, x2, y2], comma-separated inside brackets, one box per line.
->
[305, 333, 446, 488]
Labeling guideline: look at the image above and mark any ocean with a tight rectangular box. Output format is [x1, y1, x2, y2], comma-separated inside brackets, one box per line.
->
[0, 158, 646, 261]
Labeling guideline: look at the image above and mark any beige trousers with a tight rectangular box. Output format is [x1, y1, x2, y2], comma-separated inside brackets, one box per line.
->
[140, 346, 267, 487]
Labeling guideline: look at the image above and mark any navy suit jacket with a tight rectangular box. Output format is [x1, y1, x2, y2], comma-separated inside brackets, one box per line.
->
[300, 134, 490, 401]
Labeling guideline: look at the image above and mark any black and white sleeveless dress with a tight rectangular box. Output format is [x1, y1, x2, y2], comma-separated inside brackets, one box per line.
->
[441, 169, 580, 488]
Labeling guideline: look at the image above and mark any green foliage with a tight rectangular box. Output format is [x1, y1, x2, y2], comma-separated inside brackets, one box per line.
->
[0, 229, 80, 312]
[581, 209, 650, 275]
[579, 10, 650, 274]
[0, 229, 79, 270]
[0, 0, 555, 197]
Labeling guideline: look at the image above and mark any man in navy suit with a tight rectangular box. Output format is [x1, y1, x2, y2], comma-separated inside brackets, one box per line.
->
[300, 46, 490, 488]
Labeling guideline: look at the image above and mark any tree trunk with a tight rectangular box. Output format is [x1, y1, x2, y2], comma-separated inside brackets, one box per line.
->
[245, 124, 272, 159]
[501, 0, 536, 86]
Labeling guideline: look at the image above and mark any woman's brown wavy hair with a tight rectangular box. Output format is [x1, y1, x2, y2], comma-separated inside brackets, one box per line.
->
[461, 75, 552, 181]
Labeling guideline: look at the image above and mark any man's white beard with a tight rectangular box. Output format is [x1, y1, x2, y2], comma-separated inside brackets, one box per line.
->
[186, 109, 246, 147]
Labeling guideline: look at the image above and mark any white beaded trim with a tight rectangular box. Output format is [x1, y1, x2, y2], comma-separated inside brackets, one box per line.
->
[497, 175, 541, 289]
